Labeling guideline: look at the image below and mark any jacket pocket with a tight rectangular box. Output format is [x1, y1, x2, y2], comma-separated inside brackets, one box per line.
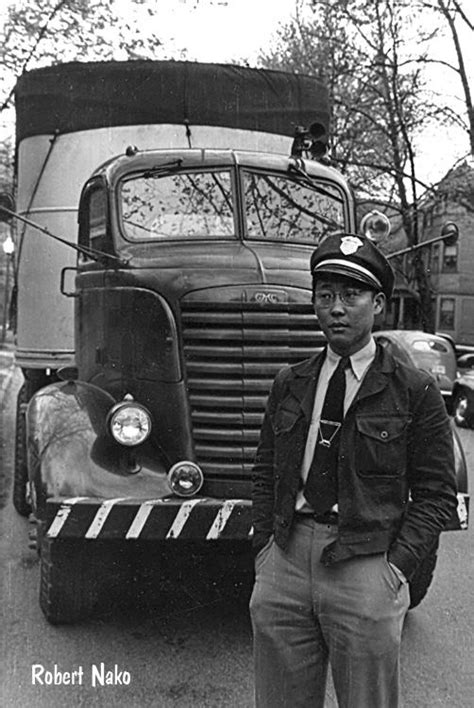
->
[355, 414, 409, 477]
[274, 404, 300, 435]
[255, 534, 274, 573]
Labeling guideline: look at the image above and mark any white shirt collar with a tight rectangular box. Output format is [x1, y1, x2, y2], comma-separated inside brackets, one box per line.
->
[327, 337, 376, 381]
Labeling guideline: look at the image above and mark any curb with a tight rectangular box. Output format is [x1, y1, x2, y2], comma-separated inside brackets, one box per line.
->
[0, 351, 16, 398]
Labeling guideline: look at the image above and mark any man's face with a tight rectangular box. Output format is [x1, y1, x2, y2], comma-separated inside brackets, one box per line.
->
[313, 275, 385, 356]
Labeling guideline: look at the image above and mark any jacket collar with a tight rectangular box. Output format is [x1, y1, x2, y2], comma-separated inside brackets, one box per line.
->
[351, 343, 395, 407]
[287, 342, 396, 420]
[287, 349, 325, 421]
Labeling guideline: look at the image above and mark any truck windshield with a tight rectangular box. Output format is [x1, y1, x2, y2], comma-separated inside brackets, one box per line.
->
[243, 170, 345, 244]
[120, 169, 234, 241]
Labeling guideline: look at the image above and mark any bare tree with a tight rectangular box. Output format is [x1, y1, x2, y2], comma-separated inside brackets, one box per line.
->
[0, 0, 164, 114]
[434, 0, 473, 154]
[260, 0, 472, 330]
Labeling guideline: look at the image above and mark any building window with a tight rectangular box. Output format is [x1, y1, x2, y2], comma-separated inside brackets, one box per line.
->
[430, 244, 440, 274]
[442, 243, 458, 272]
[439, 298, 455, 330]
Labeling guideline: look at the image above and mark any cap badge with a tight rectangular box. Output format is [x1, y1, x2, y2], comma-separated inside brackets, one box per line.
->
[340, 236, 363, 255]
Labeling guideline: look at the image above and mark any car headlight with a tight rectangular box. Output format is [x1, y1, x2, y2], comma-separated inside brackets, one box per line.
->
[167, 461, 204, 497]
[107, 396, 152, 446]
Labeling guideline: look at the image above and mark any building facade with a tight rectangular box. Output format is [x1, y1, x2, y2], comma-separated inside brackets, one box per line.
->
[423, 159, 474, 345]
[378, 159, 474, 343]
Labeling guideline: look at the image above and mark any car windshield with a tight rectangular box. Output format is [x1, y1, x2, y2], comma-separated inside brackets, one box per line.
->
[120, 169, 234, 241]
[243, 170, 345, 244]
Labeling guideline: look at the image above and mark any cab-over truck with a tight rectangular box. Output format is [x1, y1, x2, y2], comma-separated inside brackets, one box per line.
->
[3, 60, 468, 623]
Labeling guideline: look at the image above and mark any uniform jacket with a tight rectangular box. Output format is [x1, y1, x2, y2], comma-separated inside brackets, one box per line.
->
[252, 343, 457, 581]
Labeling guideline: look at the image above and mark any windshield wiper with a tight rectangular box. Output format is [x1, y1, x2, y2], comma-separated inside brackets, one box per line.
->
[142, 159, 183, 178]
[0, 205, 128, 266]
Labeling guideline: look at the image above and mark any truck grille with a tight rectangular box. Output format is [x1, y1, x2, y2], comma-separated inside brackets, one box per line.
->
[181, 300, 324, 482]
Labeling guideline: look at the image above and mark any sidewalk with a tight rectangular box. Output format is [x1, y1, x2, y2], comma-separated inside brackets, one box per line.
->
[0, 333, 16, 396]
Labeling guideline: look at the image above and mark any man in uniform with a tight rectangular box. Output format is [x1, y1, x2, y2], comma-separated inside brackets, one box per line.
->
[250, 233, 457, 708]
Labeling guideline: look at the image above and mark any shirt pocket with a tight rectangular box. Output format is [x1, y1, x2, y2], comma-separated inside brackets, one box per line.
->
[355, 415, 410, 477]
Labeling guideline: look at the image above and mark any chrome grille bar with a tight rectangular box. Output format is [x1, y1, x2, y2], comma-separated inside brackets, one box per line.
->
[181, 301, 324, 480]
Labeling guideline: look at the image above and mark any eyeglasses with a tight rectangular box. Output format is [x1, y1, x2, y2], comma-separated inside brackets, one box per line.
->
[314, 287, 368, 308]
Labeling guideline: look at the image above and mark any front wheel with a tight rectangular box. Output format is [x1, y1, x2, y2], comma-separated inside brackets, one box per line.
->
[12, 384, 31, 517]
[39, 537, 103, 624]
[39, 535, 136, 624]
[453, 391, 472, 428]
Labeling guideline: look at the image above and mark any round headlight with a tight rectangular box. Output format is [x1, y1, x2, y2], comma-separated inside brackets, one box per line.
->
[167, 461, 204, 497]
[108, 400, 152, 446]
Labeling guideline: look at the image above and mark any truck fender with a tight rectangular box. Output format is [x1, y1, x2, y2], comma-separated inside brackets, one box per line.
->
[26, 380, 169, 513]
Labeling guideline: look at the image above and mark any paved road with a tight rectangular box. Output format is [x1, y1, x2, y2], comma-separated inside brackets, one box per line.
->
[1, 364, 473, 707]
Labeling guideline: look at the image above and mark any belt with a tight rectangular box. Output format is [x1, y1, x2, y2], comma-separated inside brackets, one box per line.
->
[294, 510, 338, 526]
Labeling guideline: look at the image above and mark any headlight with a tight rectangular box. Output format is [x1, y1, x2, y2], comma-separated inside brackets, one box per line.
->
[107, 396, 152, 446]
[167, 461, 204, 497]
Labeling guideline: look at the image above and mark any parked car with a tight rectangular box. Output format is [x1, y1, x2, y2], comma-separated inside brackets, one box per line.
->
[374, 330, 457, 403]
[455, 344, 474, 364]
[452, 358, 474, 428]
[457, 352, 474, 370]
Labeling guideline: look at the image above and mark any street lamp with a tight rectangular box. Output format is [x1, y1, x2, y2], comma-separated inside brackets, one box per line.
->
[385, 221, 459, 260]
[2, 234, 15, 344]
[360, 210, 391, 243]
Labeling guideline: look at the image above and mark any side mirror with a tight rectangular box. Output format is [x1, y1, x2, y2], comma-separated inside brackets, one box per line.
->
[0, 193, 15, 223]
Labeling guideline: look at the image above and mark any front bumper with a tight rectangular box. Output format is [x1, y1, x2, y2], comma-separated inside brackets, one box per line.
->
[445, 492, 469, 531]
[42, 491, 468, 541]
[44, 496, 253, 541]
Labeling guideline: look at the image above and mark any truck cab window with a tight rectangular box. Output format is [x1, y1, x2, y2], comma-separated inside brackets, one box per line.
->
[78, 185, 109, 261]
[120, 170, 235, 241]
[243, 171, 345, 244]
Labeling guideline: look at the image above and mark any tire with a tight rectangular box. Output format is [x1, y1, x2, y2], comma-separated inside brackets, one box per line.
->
[39, 537, 104, 624]
[408, 540, 439, 610]
[12, 384, 31, 517]
[453, 391, 472, 428]
[39, 535, 135, 624]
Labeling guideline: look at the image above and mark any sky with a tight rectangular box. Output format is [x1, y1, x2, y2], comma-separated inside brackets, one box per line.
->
[1, 0, 472, 184]
[116, 0, 472, 184]
[120, 0, 297, 64]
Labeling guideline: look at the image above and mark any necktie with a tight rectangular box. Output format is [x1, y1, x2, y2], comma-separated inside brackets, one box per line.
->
[304, 356, 350, 514]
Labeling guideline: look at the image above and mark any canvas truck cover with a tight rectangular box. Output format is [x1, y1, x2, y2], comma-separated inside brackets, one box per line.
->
[13, 60, 329, 370]
[15, 60, 329, 142]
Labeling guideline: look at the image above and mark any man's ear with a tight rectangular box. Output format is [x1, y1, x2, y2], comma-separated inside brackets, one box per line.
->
[373, 292, 386, 315]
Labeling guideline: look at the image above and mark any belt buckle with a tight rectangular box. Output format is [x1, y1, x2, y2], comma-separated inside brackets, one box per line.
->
[314, 511, 338, 525]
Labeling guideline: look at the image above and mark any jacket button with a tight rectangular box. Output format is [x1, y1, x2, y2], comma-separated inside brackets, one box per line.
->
[380, 430, 388, 439]
[280, 519, 288, 527]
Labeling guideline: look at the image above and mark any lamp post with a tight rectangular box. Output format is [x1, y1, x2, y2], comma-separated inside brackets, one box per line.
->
[385, 222, 459, 260]
[2, 234, 14, 345]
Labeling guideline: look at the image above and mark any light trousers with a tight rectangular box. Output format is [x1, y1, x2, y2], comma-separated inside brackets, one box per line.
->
[249, 517, 410, 708]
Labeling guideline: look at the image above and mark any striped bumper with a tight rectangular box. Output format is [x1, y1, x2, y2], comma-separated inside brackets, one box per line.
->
[42, 491, 468, 541]
[44, 496, 253, 541]
[448, 492, 469, 531]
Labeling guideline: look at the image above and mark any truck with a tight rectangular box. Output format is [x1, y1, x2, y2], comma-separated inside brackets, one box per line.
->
[2, 60, 468, 623]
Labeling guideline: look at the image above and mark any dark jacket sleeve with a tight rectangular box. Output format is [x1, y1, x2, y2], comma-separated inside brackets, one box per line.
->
[387, 377, 458, 580]
[251, 368, 287, 555]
